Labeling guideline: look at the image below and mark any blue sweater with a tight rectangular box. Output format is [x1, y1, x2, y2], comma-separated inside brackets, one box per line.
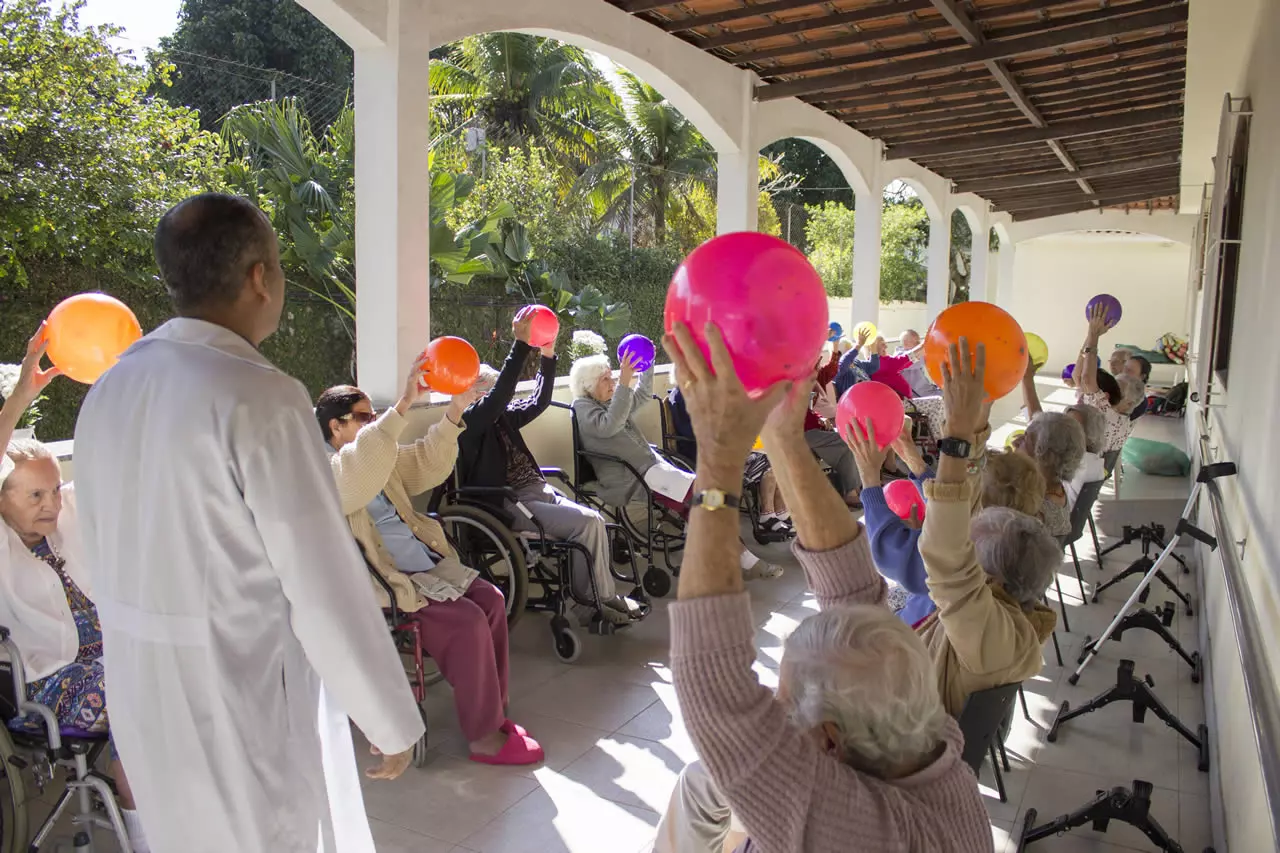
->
[832, 352, 880, 400]
[863, 472, 935, 627]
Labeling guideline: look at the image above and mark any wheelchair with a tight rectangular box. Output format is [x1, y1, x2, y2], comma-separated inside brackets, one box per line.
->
[552, 401, 685, 600]
[656, 396, 792, 547]
[362, 557, 442, 768]
[0, 627, 129, 853]
[438, 471, 649, 664]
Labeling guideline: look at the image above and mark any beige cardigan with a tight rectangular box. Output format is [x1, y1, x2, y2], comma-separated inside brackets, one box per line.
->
[329, 407, 466, 613]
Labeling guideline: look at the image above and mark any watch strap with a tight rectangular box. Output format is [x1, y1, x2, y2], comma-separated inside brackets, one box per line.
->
[691, 489, 740, 511]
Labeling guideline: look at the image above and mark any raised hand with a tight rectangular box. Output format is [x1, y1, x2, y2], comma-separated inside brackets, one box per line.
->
[940, 337, 987, 439]
[13, 324, 61, 404]
[843, 418, 888, 489]
[512, 306, 534, 344]
[618, 351, 637, 388]
[1087, 303, 1112, 339]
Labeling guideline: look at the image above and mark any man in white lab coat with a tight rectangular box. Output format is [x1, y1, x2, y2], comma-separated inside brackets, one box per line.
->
[74, 193, 424, 853]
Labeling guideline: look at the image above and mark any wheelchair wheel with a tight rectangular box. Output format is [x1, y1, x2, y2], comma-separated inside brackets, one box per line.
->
[411, 704, 431, 769]
[643, 567, 672, 599]
[436, 503, 529, 628]
[550, 617, 581, 664]
[0, 727, 29, 853]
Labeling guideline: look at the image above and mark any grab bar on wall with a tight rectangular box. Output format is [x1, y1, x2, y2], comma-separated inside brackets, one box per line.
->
[1198, 433, 1280, 845]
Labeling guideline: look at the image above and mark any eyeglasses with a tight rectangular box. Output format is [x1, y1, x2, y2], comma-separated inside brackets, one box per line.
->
[342, 411, 377, 425]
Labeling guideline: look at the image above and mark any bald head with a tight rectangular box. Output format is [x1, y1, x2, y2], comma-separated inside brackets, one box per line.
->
[154, 193, 276, 315]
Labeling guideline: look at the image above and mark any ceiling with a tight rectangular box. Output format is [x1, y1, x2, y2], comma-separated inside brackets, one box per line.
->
[607, 0, 1188, 221]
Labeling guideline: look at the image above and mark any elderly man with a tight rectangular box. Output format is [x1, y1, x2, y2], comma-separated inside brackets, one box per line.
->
[655, 324, 993, 853]
[898, 329, 940, 397]
[74, 194, 422, 853]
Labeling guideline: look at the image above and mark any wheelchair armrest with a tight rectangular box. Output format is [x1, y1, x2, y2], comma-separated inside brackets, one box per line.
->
[540, 467, 569, 484]
[0, 633, 61, 748]
[444, 485, 520, 505]
[360, 552, 402, 625]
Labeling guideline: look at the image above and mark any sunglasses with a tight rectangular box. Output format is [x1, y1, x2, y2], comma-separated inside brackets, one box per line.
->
[342, 411, 377, 425]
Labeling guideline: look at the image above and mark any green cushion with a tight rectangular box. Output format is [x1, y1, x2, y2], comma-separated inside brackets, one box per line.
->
[1121, 437, 1191, 477]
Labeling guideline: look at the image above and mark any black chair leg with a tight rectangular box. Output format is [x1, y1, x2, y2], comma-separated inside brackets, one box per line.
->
[1069, 542, 1088, 603]
[1088, 516, 1104, 567]
[987, 743, 1008, 803]
[1018, 685, 1031, 722]
[998, 737, 1011, 773]
[1050, 629, 1064, 667]
[1053, 574, 1071, 633]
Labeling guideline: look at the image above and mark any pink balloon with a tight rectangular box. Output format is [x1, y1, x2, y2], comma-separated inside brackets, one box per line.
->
[835, 381, 905, 452]
[664, 232, 828, 395]
[527, 305, 559, 348]
[883, 478, 926, 523]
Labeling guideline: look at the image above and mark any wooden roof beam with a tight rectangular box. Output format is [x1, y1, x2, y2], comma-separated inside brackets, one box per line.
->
[814, 73, 997, 108]
[989, 171, 1180, 204]
[886, 104, 1184, 159]
[1009, 188, 1182, 220]
[757, 3, 1189, 101]
[953, 152, 1181, 194]
[657, 0, 834, 33]
[696, 0, 933, 50]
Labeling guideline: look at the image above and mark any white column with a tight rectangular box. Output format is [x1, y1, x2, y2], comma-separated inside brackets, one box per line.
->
[716, 151, 759, 234]
[968, 223, 989, 304]
[353, 0, 431, 405]
[851, 188, 881, 329]
[926, 214, 950, 322]
[996, 240, 1017, 311]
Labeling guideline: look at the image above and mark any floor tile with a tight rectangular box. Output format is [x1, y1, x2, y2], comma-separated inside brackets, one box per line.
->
[371, 818, 458, 853]
[518, 667, 662, 732]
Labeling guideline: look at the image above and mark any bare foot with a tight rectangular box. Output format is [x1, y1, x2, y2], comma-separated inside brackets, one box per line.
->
[469, 730, 508, 757]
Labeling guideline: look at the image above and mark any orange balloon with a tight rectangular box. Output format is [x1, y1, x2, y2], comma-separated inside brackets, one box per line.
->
[923, 302, 1028, 401]
[420, 337, 480, 395]
[45, 293, 142, 385]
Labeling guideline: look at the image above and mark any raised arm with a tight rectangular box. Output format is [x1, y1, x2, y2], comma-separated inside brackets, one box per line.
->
[1076, 305, 1110, 395]
[506, 353, 557, 430]
[245, 400, 423, 777]
[463, 334, 537, 432]
[630, 364, 654, 417]
[1020, 360, 1043, 418]
[664, 323, 891, 851]
[329, 410, 410, 514]
[0, 327, 61, 463]
[575, 380, 636, 440]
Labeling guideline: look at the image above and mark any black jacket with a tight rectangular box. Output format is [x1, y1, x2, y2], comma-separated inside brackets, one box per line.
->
[456, 340, 557, 509]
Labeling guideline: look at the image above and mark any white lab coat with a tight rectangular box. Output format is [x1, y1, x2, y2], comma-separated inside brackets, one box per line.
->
[73, 319, 423, 853]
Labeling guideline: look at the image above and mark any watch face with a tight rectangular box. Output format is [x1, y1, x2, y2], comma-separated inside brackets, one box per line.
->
[703, 491, 725, 509]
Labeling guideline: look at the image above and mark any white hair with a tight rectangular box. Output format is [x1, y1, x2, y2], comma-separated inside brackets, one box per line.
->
[971, 507, 1061, 606]
[1, 438, 57, 490]
[471, 363, 500, 393]
[781, 605, 948, 777]
[1116, 375, 1146, 414]
[1065, 404, 1106, 454]
[1024, 412, 1086, 483]
[900, 329, 920, 341]
[569, 355, 612, 399]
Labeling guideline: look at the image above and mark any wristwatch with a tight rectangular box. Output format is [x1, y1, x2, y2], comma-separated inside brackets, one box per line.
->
[1080, 346, 1095, 355]
[937, 437, 972, 459]
[691, 489, 741, 511]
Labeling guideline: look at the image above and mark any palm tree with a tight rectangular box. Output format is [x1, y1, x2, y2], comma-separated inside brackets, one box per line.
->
[429, 33, 612, 171]
[580, 69, 716, 246]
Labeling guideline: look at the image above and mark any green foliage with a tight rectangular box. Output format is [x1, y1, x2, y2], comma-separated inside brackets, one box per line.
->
[804, 202, 854, 297]
[0, 0, 224, 284]
[878, 200, 930, 303]
[430, 33, 610, 172]
[152, 0, 353, 130]
[763, 138, 852, 208]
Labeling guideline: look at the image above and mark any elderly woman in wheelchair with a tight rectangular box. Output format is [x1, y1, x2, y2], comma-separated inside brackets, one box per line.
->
[317, 356, 543, 767]
[568, 353, 783, 583]
[0, 330, 148, 852]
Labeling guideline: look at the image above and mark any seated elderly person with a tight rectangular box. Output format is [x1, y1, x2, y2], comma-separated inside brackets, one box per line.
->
[655, 323, 991, 853]
[867, 335, 926, 400]
[898, 329, 940, 397]
[318, 361, 543, 766]
[860, 420, 1045, 629]
[0, 330, 148, 852]
[569, 353, 782, 579]
[831, 327, 879, 399]
[1063, 405, 1106, 509]
[457, 309, 638, 625]
[1075, 307, 1144, 471]
[1015, 366, 1085, 535]
[1122, 355, 1152, 420]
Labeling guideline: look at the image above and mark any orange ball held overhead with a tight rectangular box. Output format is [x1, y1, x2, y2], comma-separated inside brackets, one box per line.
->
[44, 293, 143, 385]
[923, 301, 1028, 401]
[420, 337, 480, 395]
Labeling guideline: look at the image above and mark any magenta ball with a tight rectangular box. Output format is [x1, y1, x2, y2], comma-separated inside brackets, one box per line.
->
[664, 232, 828, 395]
[617, 334, 656, 372]
[835, 381, 905, 451]
[527, 306, 560, 348]
[884, 478, 926, 523]
[1086, 294, 1122, 327]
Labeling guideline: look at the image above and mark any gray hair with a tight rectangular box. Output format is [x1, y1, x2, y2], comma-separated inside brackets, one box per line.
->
[1116, 375, 1146, 414]
[1065, 404, 1106, 454]
[781, 605, 948, 777]
[971, 507, 1061, 606]
[1023, 412, 1085, 483]
[471, 363, 500, 394]
[569, 355, 612, 400]
[1, 439, 57, 490]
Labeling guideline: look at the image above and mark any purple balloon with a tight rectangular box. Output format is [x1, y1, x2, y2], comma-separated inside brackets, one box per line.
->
[1062, 363, 1076, 381]
[618, 334, 656, 372]
[1086, 293, 1123, 327]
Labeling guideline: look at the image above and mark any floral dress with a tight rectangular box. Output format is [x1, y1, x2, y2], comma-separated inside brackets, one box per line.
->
[10, 540, 110, 741]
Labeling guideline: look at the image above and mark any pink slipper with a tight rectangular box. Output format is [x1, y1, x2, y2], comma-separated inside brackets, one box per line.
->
[470, 731, 544, 766]
[501, 719, 528, 737]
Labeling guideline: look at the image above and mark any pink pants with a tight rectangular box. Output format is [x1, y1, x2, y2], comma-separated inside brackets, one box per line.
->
[410, 579, 509, 742]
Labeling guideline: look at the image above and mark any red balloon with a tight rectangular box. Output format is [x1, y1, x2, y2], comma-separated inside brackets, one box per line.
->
[883, 478, 926, 523]
[45, 293, 142, 384]
[527, 305, 560, 348]
[420, 337, 480, 395]
[835, 381, 904, 451]
[664, 232, 828, 395]
[923, 302, 1028, 401]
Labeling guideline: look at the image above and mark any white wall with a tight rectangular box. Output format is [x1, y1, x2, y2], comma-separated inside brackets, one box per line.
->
[826, 299, 929, 343]
[1185, 1, 1280, 848]
[1009, 233, 1191, 376]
